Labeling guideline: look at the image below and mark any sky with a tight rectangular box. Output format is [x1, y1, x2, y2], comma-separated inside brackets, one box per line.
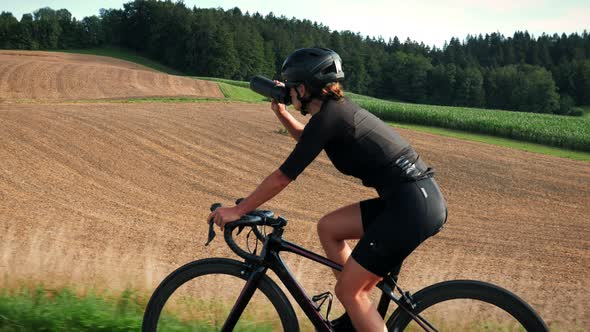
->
[1, 0, 589, 48]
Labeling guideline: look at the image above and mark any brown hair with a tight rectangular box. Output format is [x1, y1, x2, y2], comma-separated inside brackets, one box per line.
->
[320, 82, 345, 100]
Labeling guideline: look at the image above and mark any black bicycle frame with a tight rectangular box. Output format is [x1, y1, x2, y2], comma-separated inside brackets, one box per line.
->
[222, 228, 407, 332]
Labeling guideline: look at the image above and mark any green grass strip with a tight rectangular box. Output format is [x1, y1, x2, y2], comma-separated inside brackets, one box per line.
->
[0, 286, 148, 331]
[216, 82, 267, 102]
[390, 122, 590, 162]
[0, 286, 272, 331]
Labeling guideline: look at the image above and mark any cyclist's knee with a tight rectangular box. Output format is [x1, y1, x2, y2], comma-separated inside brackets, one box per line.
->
[316, 215, 333, 240]
[334, 279, 364, 305]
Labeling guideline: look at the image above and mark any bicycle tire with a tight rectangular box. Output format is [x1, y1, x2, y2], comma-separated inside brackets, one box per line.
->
[142, 258, 299, 331]
[387, 280, 548, 332]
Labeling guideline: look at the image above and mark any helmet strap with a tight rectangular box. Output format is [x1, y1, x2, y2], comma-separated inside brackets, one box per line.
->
[294, 86, 313, 116]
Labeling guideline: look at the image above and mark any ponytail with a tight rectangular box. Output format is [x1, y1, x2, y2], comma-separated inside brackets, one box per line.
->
[320, 82, 345, 101]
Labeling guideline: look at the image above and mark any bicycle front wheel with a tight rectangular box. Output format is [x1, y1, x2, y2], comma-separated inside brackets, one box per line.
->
[387, 280, 548, 332]
[142, 258, 299, 332]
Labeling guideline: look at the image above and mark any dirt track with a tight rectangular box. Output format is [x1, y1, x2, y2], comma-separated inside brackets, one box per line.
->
[0, 101, 588, 329]
[0, 51, 223, 101]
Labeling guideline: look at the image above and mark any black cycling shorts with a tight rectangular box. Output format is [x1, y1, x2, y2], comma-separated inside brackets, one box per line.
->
[351, 177, 447, 277]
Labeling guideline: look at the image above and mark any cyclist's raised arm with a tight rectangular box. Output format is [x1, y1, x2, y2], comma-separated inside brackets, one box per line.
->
[271, 81, 304, 141]
[271, 100, 304, 141]
[236, 169, 292, 215]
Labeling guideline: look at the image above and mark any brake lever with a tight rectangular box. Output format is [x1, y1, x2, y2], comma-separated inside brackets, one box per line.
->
[205, 203, 222, 246]
[205, 219, 216, 246]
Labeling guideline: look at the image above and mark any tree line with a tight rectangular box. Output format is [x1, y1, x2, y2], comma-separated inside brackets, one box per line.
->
[1, 0, 589, 115]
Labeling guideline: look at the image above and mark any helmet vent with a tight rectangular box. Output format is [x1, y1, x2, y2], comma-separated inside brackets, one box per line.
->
[321, 62, 337, 75]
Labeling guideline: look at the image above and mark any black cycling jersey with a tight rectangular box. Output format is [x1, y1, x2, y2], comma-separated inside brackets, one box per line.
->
[279, 97, 432, 195]
[279, 96, 447, 277]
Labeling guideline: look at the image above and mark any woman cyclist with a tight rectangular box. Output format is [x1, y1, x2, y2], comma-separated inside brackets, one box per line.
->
[208, 47, 447, 331]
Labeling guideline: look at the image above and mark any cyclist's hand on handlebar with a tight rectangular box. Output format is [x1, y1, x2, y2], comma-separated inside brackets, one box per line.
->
[207, 206, 243, 231]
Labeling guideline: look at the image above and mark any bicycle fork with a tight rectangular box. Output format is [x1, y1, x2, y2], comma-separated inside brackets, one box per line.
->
[221, 265, 268, 332]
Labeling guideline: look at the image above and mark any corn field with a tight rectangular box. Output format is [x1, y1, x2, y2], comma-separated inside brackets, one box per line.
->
[352, 97, 590, 152]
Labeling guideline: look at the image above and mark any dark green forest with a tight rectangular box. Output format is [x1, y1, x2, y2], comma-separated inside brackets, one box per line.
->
[1, 0, 589, 115]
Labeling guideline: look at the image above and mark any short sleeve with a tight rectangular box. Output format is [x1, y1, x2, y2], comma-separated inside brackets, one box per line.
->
[279, 114, 333, 180]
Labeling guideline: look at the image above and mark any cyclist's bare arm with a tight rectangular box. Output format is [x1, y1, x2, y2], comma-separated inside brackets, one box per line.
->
[236, 169, 292, 215]
[271, 81, 304, 141]
[272, 100, 304, 141]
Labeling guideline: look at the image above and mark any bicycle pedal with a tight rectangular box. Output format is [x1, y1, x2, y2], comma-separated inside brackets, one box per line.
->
[312, 291, 333, 320]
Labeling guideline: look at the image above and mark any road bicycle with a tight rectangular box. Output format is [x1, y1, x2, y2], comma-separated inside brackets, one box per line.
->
[142, 199, 549, 331]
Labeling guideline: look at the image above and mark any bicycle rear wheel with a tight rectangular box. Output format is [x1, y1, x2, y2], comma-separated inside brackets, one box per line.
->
[142, 258, 299, 331]
[387, 280, 548, 332]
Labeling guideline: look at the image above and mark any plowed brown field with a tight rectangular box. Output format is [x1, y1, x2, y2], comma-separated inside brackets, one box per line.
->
[1, 102, 588, 329]
[0, 51, 223, 101]
[0, 52, 589, 330]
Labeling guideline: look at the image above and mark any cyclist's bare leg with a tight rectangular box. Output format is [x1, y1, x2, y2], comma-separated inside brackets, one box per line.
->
[316, 202, 364, 278]
[335, 256, 387, 332]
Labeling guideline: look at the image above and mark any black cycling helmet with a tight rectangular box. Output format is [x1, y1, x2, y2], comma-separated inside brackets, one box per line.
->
[281, 48, 344, 91]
